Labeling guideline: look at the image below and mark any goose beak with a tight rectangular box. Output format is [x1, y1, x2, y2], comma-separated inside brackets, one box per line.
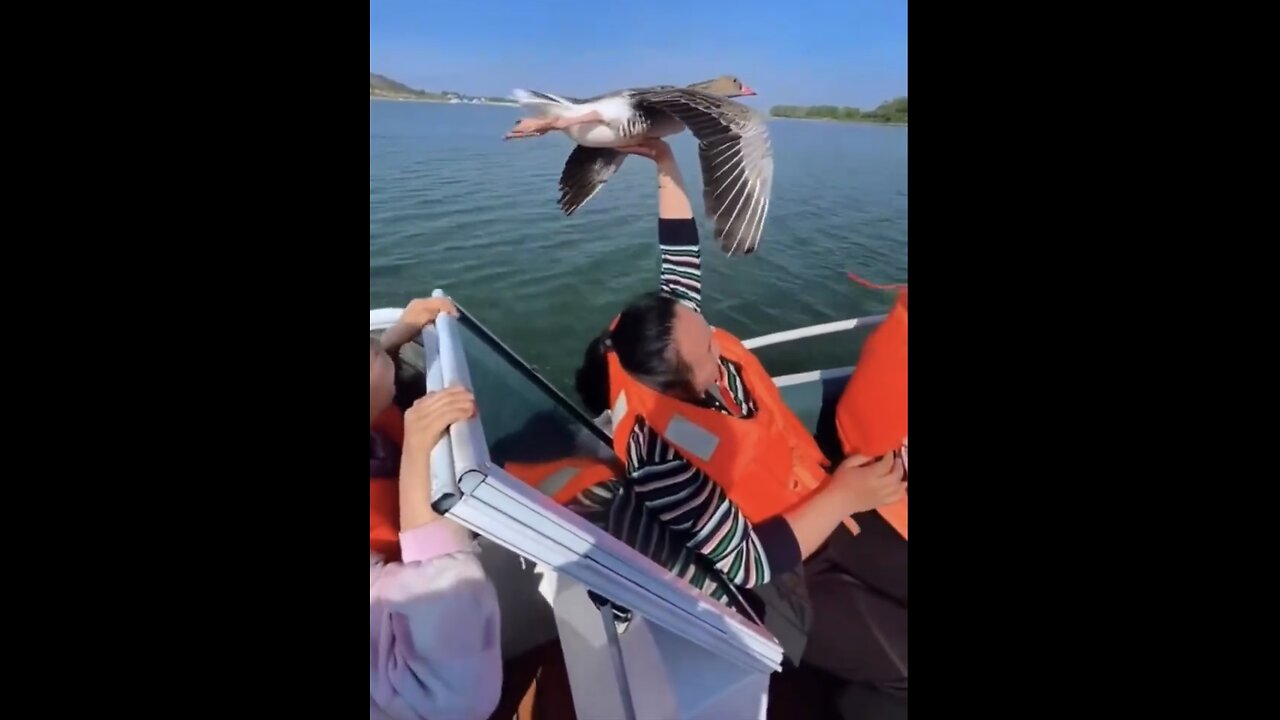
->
[738, 84, 757, 97]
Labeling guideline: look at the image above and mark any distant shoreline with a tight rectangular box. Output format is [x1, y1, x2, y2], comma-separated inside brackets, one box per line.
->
[770, 116, 907, 128]
[369, 95, 517, 107]
[370, 95, 447, 104]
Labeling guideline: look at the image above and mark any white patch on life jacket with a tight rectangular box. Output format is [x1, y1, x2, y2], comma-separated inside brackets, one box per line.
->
[611, 391, 628, 434]
[538, 466, 580, 497]
[664, 413, 721, 462]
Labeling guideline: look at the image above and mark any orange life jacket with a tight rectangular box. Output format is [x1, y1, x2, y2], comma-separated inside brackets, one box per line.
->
[605, 326, 831, 524]
[504, 457, 624, 504]
[370, 405, 404, 561]
[834, 290, 908, 539]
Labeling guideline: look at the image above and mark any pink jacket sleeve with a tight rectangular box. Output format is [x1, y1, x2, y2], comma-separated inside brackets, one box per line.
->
[369, 519, 502, 720]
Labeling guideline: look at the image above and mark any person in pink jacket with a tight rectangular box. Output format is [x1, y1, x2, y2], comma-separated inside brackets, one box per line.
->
[370, 305, 502, 720]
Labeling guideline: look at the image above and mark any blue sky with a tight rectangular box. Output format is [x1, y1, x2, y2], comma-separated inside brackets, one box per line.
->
[370, 0, 907, 109]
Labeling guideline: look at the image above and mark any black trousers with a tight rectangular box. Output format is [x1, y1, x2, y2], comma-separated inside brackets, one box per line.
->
[803, 388, 908, 706]
[800, 509, 908, 702]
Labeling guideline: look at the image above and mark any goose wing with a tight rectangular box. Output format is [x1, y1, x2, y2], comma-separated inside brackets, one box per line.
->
[558, 146, 627, 215]
[631, 88, 773, 256]
[580, 85, 677, 103]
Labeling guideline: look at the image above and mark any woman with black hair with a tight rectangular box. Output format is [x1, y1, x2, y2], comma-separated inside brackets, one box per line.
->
[568, 138, 908, 712]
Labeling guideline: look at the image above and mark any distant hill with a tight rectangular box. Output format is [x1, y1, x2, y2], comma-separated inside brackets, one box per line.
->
[771, 96, 907, 125]
[369, 73, 445, 101]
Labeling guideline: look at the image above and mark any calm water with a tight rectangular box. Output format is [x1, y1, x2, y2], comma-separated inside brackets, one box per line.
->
[370, 101, 907, 394]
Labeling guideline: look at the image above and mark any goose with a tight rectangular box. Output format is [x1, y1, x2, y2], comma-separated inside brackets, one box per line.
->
[508, 76, 773, 256]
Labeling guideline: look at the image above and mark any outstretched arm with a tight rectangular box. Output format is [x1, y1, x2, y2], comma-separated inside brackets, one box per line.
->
[618, 139, 703, 313]
[647, 141, 694, 220]
[656, 147, 702, 312]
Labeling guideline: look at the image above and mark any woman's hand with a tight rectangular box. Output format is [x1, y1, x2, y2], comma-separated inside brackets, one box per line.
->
[781, 443, 906, 559]
[399, 387, 478, 531]
[617, 138, 674, 164]
[399, 297, 457, 332]
[402, 387, 477, 458]
[829, 450, 907, 514]
[381, 297, 458, 353]
[783, 447, 904, 560]
[618, 139, 690, 218]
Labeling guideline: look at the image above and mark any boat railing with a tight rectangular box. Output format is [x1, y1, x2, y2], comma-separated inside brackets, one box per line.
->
[740, 314, 887, 351]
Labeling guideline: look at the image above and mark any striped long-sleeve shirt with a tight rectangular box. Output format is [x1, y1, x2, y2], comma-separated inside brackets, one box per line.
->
[577, 218, 801, 593]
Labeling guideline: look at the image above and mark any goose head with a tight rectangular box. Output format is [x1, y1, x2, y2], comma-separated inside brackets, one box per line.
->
[688, 75, 756, 98]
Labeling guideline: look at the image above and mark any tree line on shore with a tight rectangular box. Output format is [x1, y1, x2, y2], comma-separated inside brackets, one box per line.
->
[770, 96, 907, 124]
